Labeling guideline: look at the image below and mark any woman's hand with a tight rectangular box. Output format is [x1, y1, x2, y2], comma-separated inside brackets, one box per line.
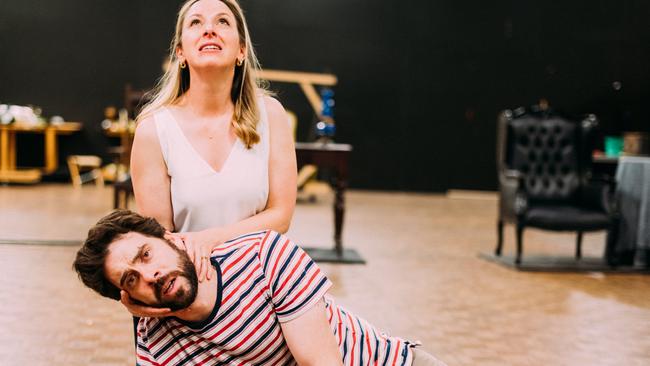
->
[167, 230, 222, 282]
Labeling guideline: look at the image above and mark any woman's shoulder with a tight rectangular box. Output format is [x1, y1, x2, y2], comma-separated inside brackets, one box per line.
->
[135, 115, 158, 139]
[260, 95, 288, 130]
[134, 107, 171, 147]
[136, 106, 174, 135]
[261, 94, 282, 112]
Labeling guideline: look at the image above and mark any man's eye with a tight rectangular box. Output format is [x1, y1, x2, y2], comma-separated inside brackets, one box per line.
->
[143, 250, 150, 258]
[126, 276, 136, 288]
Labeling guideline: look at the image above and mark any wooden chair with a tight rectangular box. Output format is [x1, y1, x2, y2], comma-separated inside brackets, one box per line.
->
[67, 155, 104, 187]
[114, 175, 133, 209]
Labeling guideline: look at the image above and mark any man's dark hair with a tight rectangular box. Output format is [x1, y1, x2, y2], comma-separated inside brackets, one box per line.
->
[73, 209, 166, 300]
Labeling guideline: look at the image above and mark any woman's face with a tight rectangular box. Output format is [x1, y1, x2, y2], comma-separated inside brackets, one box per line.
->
[177, 0, 244, 71]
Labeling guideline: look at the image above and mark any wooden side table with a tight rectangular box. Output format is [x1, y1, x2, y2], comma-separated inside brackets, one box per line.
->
[295, 142, 364, 264]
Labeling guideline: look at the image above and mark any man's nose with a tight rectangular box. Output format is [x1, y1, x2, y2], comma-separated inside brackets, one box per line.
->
[141, 267, 161, 283]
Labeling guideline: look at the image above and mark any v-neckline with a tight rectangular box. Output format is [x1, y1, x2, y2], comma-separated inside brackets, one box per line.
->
[164, 107, 239, 174]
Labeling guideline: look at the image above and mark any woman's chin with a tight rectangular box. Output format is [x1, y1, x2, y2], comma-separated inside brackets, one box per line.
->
[189, 60, 236, 72]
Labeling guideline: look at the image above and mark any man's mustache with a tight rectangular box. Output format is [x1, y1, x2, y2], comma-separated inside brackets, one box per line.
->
[154, 270, 186, 301]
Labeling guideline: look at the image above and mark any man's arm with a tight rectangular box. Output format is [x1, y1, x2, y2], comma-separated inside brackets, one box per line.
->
[281, 299, 343, 366]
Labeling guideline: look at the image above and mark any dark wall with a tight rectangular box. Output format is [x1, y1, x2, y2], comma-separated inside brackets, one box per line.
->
[1, 1, 648, 190]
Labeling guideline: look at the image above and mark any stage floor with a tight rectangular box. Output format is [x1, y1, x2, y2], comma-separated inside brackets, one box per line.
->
[0, 184, 649, 365]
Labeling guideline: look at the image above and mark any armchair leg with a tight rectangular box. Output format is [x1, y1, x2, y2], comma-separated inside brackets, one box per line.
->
[575, 231, 583, 260]
[605, 221, 619, 266]
[515, 224, 524, 265]
[495, 219, 504, 256]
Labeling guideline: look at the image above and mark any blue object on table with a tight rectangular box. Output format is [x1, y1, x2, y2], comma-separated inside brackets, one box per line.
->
[315, 88, 336, 139]
[320, 88, 335, 118]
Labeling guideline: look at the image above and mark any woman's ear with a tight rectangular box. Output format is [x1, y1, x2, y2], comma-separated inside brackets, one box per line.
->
[238, 45, 246, 63]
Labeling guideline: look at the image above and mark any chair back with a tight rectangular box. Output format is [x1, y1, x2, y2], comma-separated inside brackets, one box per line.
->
[503, 112, 586, 203]
[124, 84, 151, 119]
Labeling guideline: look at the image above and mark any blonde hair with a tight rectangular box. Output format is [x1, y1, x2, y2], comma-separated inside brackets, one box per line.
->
[138, 0, 266, 148]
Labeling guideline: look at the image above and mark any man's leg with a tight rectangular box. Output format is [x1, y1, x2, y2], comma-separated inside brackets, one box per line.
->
[412, 347, 447, 366]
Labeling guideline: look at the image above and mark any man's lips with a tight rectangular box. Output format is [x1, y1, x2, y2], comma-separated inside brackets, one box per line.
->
[163, 277, 176, 295]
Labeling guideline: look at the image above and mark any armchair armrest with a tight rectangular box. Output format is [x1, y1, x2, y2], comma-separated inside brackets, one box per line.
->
[580, 179, 616, 215]
[498, 169, 528, 219]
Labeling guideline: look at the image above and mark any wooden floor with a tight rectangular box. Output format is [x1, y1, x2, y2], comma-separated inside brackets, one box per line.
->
[0, 184, 649, 366]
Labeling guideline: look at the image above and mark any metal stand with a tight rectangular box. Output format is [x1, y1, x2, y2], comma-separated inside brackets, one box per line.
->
[304, 247, 365, 264]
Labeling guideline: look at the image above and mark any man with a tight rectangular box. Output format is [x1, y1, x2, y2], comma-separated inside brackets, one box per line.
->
[74, 210, 444, 365]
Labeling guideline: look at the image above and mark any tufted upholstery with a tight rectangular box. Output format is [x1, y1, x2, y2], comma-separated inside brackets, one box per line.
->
[495, 108, 618, 265]
[508, 117, 580, 202]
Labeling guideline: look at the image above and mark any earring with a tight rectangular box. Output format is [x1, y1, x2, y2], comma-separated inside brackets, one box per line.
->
[180, 60, 187, 69]
[236, 58, 244, 66]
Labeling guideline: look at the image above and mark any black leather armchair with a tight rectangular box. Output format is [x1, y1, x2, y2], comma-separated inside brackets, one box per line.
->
[495, 108, 618, 265]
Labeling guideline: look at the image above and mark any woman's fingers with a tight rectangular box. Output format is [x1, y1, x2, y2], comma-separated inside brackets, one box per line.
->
[196, 245, 205, 282]
[165, 232, 216, 282]
[204, 249, 212, 281]
[200, 251, 208, 282]
[165, 233, 186, 251]
[184, 238, 196, 264]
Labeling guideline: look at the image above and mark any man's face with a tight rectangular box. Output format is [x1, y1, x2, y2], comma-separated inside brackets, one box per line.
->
[104, 232, 198, 311]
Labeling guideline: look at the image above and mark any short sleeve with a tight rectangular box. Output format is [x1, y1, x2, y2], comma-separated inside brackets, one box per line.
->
[258, 231, 332, 323]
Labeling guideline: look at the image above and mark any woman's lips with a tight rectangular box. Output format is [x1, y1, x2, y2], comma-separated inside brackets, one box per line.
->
[199, 43, 222, 51]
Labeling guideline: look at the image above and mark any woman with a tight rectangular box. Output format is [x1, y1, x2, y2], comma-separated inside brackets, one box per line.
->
[126, 0, 297, 316]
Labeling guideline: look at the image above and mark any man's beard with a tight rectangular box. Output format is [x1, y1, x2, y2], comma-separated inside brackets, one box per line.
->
[151, 243, 199, 311]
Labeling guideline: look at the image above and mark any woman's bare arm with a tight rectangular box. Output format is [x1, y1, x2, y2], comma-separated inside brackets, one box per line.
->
[130, 116, 174, 231]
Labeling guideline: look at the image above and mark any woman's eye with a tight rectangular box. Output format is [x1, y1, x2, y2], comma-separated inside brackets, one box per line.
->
[190, 19, 200, 26]
[218, 18, 229, 25]
[143, 250, 150, 258]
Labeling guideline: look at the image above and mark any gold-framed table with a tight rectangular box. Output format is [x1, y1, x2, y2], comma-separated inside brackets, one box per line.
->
[0, 122, 82, 183]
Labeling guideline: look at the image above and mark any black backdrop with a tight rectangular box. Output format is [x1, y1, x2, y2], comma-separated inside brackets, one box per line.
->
[1, 0, 648, 191]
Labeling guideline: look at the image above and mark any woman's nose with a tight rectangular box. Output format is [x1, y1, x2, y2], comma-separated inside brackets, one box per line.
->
[203, 23, 216, 36]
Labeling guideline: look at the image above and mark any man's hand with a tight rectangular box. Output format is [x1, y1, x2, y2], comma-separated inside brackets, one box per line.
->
[120, 291, 196, 318]
[120, 291, 173, 318]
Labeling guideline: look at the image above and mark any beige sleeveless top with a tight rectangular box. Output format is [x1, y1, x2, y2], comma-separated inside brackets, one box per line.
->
[153, 98, 270, 232]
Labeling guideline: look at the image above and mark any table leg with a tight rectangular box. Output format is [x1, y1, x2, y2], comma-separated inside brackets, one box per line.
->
[44, 128, 58, 173]
[0, 129, 8, 171]
[9, 132, 16, 169]
[302, 175, 363, 264]
[333, 177, 346, 255]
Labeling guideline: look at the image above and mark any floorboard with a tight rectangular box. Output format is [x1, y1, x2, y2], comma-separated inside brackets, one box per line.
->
[0, 184, 648, 365]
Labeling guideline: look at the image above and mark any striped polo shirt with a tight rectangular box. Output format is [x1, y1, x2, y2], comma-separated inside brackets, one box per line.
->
[135, 230, 415, 365]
